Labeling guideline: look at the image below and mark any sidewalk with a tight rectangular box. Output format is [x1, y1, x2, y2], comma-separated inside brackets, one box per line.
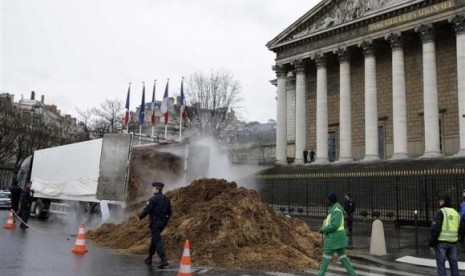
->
[299, 216, 465, 263]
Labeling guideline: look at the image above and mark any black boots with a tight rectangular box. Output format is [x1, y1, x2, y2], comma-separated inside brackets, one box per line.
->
[143, 257, 152, 265]
[144, 257, 168, 269]
[157, 258, 169, 269]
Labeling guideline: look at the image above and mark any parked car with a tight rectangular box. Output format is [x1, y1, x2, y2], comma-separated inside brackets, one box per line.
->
[0, 190, 11, 209]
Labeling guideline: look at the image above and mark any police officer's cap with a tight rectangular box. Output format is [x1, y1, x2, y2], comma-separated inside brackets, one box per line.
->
[152, 182, 164, 188]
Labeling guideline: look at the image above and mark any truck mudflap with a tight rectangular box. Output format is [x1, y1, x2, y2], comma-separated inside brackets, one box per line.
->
[96, 134, 132, 201]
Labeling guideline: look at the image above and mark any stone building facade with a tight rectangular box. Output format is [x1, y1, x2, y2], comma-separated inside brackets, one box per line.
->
[267, 0, 465, 164]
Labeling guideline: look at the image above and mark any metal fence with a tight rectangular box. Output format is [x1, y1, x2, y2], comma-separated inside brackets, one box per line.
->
[257, 170, 465, 227]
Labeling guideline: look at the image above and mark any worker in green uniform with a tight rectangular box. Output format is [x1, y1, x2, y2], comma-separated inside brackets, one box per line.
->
[317, 192, 357, 276]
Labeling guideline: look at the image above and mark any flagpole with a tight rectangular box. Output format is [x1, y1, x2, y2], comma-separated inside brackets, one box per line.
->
[151, 79, 156, 137]
[179, 77, 184, 141]
[161, 78, 169, 140]
[139, 81, 146, 145]
[126, 82, 131, 134]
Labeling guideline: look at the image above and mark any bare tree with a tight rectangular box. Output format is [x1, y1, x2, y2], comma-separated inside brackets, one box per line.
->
[76, 99, 125, 139]
[185, 70, 242, 138]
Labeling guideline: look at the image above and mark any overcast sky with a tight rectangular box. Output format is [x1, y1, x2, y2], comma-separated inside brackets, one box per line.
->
[1, 0, 318, 123]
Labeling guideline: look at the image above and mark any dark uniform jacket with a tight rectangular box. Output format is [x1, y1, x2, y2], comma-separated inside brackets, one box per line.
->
[20, 187, 34, 209]
[139, 192, 172, 228]
[343, 198, 355, 216]
[9, 186, 23, 207]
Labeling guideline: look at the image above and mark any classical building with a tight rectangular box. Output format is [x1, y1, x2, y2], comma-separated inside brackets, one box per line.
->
[267, 0, 465, 165]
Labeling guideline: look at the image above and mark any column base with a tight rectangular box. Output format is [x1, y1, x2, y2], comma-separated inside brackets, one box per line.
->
[275, 160, 288, 165]
[335, 157, 354, 163]
[314, 158, 330, 164]
[390, 152, 409, 160]
[362, 155, 380, 162]
[453, 149, 465, 157]
[420, 151, 442, 158]
[294, 158, 305, 165]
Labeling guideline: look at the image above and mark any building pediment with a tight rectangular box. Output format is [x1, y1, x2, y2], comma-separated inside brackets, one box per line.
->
[267, 0, 416, 49]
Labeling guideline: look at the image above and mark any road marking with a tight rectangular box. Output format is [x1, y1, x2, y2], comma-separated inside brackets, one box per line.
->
[304, 269, 340, 275]
[351, 262, 426, 276]
[266, 272, 300, 276]
[396, 256, 465, 270]
[330, 266, 385, 275]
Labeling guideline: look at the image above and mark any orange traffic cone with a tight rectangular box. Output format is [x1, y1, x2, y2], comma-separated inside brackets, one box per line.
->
[71, 224, 88, 254]
[177, 240, 192, 276]
[3, 211, 15, 230]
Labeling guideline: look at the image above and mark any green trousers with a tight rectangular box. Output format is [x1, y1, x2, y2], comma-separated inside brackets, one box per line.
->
[317, 248, 357, 276]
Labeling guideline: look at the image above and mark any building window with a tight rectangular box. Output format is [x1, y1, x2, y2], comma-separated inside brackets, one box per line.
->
[378, 126, 385, 160]
[328, 131, 337, 162]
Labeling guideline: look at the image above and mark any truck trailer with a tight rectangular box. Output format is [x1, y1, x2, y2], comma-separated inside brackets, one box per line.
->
[16, 133, 209, 220]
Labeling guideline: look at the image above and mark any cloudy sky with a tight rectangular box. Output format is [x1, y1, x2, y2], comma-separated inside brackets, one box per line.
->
[1, 0, 318, 123]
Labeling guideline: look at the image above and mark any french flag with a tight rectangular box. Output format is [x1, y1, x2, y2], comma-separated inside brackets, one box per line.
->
[160, 79, 169, 125]
[123, 83, 131, 126]
[138, 82, 145, 126]
[180, 78, 187, 122]
[151, 80, 156, 126]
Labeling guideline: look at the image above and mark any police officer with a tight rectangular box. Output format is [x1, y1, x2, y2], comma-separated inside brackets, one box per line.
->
[139, 182, 172, 268]
[19, 181, 34, 229]
[343, 192, 355, 236]
[9, 180, 23, 218]
[429, 195, 460, 276]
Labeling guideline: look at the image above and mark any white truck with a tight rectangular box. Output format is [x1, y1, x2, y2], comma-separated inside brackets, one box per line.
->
[16, 133, 209, 220]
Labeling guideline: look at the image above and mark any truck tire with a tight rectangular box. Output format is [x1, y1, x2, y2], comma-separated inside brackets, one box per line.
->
[34, 200, 47, 219]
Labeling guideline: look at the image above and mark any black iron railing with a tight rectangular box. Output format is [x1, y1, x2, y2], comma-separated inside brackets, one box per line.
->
[257, 169, 465, 227]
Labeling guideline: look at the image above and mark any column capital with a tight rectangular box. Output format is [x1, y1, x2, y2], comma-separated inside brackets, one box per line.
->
[451, 14, 465, 35]
[361, 41, 375, 57]
[272, 64, 286, 78]
[387, 33, 403, 51]
[314, 54, 327, 69]
[337, 48, 350, 63]
[292, 59, 306, 73]
[416, 24, 435, 43]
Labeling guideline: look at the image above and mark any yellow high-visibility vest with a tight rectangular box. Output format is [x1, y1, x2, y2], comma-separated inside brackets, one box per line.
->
[325, 208, 345, 231]
[438, 207, 459, 242]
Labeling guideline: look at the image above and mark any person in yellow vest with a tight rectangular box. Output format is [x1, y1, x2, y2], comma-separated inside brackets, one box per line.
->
[429, 194, 460, 276]
[317, 192, 357, 276]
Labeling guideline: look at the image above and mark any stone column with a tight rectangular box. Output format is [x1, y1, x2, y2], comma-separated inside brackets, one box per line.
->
[417, 24, 442, 157]
[314, 54, 329, 164]
[361, 41, 380, 161]
[337, 48, 353, 162]
[452, 15, 465, 156]
[294, 59, 307, 164]
[273, 64, 288, 164]
[387, 33, 409, 159]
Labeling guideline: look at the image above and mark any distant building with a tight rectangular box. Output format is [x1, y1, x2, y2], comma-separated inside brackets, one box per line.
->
[220, 119, 276, 164]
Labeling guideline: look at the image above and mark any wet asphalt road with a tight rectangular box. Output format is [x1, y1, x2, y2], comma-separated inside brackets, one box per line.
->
[0, 210, 313, 276]
[0, 210, 442, 276]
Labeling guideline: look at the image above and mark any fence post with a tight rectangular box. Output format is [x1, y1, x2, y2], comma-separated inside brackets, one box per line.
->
[414, 210, 419, 254]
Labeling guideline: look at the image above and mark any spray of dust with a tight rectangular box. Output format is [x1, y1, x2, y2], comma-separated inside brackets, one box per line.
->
[190, 136, 267, 191]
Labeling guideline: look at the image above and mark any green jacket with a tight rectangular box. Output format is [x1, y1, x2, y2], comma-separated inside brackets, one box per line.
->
[320, 202, 348, 250]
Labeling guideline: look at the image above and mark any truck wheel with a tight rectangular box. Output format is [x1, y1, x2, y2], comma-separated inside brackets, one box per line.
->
[34, 200, 46, 219]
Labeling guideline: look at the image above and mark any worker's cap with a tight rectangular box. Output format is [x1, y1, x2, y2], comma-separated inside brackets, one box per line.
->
[151, 182, 164, 188]
[326, 192, 338, 203]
